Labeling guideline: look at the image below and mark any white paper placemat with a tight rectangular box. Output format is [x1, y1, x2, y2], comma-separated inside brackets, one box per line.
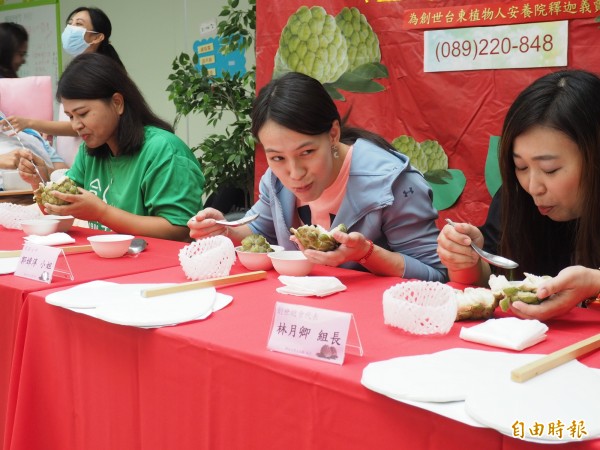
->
[361, 348, 540, 402]
[465, 359, 600, 443]
[46, 281, 218, 327]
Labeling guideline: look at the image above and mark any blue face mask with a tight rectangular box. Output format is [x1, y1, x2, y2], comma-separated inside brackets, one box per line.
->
[61, 25, 91, 56]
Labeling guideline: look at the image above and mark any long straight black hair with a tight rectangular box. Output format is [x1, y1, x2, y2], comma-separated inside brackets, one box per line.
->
[251, 72, 395, 152]
[56, 53, 173, 158]
[499, 69, 600, 275]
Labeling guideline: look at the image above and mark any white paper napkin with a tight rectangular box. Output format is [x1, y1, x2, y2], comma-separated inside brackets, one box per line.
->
[276, 275, 347, 297]
[24, 232, 75, 246]
[459, 317, 548, 351]
[0, 257, 19, 275]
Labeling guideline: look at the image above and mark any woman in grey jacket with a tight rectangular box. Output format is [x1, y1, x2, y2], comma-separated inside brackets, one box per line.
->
[189, 72, 447, 281]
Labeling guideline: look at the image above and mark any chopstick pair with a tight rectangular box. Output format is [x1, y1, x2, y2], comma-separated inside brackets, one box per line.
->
[140, 270, 267, 298]
[511, 333, 600, 383]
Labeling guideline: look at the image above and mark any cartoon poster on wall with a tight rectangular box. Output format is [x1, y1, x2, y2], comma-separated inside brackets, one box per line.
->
[255, 0, 600, 224]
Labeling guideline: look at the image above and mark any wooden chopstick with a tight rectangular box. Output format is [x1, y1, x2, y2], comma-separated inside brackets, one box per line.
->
[59, 244, 93, 254]
[0, 244, 93, 258]
[511, 333, 600, 383]
[140, 270, 267, 298]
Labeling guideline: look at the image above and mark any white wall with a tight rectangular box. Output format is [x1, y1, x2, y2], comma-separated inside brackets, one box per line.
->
[58, 0, 253, 150]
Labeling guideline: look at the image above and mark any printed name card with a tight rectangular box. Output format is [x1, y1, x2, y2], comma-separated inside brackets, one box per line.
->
[267, 301, 354, 365]
[14, 243, 61, 283]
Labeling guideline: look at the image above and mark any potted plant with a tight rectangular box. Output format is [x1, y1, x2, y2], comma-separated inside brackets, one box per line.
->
[167, 0, 256, 213]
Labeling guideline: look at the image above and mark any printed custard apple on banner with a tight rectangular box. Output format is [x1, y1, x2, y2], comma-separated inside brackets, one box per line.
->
[240, 234, 274, 253]
[34, 175, 80, 206]
[335, 7, 381, 71]
[392, 135, 465, 211]
[290, 224, 347, 252]
[273, 6, 388, 98]
[419, 140, 448, 172]
[392, 135, 426, 173]
[274, 6, 349, 84]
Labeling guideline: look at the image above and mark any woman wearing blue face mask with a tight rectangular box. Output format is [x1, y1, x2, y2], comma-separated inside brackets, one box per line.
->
[61, 7, 123, 66]
[1, 7, 123, 166]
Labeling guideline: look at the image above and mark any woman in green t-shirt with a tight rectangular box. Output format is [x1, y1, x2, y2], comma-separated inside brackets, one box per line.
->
[19, 53, 204, 241]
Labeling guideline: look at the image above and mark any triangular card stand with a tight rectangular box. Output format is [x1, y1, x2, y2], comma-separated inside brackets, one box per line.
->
[53, 249, 74, 281]
[14, 243, 74, 283]
[345, 314, 364, 357]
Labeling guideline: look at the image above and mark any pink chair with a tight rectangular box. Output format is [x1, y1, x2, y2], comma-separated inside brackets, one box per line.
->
[0, 76, 80, 166]
[0, 76, 53, 121]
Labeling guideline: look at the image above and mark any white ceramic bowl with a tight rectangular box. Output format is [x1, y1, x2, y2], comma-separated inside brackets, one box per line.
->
[235, 245, 284, 271]
[87, 234, 134, 258]
[2, 170, 31, 191]
[267, 250, 314, 276]
[43, 215, 75, 232]
[21, 219, 59, 236]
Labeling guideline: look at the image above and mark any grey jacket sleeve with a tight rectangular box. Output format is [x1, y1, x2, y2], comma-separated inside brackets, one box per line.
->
[382, 170, 448, 282]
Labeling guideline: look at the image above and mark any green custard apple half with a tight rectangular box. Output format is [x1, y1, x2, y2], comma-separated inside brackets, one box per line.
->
[290, 223, 348, 252]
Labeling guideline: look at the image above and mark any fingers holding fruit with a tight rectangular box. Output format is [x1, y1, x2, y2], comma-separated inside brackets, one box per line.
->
[290, 223, 365, 266]
[43, 188, 106, 221]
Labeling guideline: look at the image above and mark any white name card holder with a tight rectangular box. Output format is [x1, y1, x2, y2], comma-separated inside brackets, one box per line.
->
[14, 242, 74, 283]
[267, 301, 363, 365]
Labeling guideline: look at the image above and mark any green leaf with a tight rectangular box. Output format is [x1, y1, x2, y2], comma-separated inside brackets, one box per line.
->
[349, 62, 389, 80]
[485, 135, 502, 198]
[427, 169, 466, 211]
[329, 72, 385, 93]
[424, 169, 452, 184]
[323, 84, 345, 101]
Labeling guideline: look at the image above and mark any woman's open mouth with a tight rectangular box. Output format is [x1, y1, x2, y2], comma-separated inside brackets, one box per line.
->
[293, 182, 313, 193]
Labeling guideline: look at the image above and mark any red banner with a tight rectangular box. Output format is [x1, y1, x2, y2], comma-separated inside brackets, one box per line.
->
[255, 0, 600, 226]
[404, 0, 600, 30]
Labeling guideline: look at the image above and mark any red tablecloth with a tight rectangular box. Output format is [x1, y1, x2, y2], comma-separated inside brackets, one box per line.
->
[0, 226, 187, 445]
[5, 264, 600, 450]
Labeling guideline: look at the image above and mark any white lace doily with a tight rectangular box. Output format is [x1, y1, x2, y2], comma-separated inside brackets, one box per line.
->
[179, 235, 235, 280]
[0, 203, 42, 230]
[383, 281, 457, 335]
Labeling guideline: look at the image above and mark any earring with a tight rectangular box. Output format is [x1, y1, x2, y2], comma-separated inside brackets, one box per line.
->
[332, 145, 339, 159]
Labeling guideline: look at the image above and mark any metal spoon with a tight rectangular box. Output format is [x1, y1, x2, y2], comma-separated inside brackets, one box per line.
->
[214, 213, 260, 227]
[127, 238, 148, 255]
[445, 218, 518, 269]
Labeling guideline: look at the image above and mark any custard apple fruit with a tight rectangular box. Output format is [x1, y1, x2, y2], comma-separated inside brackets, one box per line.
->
[241, 234, 274, 253]
[335, 7, 381, 71]
[33, 175, 80, 206]
[454, 287, 499, 321]
[274, 6, 349, 83]
[290, 223, 348, 252]
[489, 273, 552, 312]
